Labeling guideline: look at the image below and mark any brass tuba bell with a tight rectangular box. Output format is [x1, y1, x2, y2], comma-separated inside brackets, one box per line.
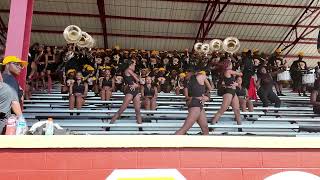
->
[201, 43, 210, 54]
[209, 39, 222, 52]
[194, 42, 203, 53]
[63, 25, 82, 43]
[76, 32, 94, 48]
[222, 37, 240, 54]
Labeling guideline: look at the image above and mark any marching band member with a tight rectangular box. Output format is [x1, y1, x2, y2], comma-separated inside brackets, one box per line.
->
[138, 50, 149, 70]
[141, 76, 158, 111]
[290, 52, 307, 96]
[156, 67, 167, 93]
[110, 59, 143, 126]
[175, 68, 212, 135]
[268, 48, 287, 96]
[139, 68, 149, 86]
[61, 69, 76, 94]
[83, 65, 97, 92]
[150, 50, 159, 69]
[211, 60, 243, 130]
[176, 72, 186, 95]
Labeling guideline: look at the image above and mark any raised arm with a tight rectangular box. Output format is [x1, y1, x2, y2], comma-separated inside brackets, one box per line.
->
[128, 69, 140, 83]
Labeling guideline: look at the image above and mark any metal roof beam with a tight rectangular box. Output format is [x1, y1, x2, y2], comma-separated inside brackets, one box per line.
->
[97, 0, 108, 48]
[0, 9, 318, 29]
[194, 0, 230, 43]
[157, 0, 319, 9]
[0, 16, 7, 46]
[277, 0, 320, 56]
[30, 29, 317, 45]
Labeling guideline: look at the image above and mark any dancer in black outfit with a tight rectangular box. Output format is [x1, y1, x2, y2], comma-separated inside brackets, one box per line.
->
[256, 66, 281, 107]
[175, 69, 212, 135]
[211, 60, 243, 128]
[110, 60, 142, 125]
[141, 76, 158, 111]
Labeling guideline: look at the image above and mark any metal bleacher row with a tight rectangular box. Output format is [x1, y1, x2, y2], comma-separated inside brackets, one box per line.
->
[23, 84, 320, 136]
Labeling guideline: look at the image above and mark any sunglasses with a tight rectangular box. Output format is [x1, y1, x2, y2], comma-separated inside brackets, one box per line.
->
[11, 62, 23, 68]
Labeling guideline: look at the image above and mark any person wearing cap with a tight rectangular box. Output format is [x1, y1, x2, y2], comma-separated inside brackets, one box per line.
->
[1, 56, 28, 102]
[290, 51, 307, 96]
[175, 72, 186, 95]
[61, 69, 76, 94]
[267, 48, 287, 96]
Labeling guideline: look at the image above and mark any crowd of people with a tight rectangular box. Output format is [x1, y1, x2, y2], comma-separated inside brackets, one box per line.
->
[1, 43, 320, 135]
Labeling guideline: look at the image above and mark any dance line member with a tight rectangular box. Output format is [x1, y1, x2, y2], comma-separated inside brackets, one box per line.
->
[175, 69, 212, 135]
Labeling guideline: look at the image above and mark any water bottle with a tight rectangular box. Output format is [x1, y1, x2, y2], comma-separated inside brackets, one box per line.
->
[5, 116, 16, 135]
[16, 115, 27, 135]
[45, 118, 54, 135]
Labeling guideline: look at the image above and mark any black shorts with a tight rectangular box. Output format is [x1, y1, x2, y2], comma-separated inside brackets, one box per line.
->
[37, 64, 45, 73]
[224, 88, 236, 96]
[47, 63, 56, 71]
[124, 86, 139, 98]
[188, 98, 203, 110]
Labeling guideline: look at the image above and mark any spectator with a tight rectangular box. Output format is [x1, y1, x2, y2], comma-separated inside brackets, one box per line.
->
[0, 82, 23, 134]
[2, 56, 28, 101]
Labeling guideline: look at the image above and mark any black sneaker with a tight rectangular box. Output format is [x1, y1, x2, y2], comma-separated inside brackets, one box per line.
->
[280, 93, 286, 96]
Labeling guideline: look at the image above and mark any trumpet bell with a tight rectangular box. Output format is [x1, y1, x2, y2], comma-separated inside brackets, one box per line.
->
[63, 25, 82, 43]
[222, 37, 240, 54]
[209, 39, 222, 52]
[194, 42, 203, 53]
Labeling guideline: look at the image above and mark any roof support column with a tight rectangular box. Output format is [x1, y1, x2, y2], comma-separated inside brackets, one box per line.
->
[0, 17, 7, 46]
[97, 0, 108, 49]
[194, 0, 231, 43]
[4, 0, 34, 90]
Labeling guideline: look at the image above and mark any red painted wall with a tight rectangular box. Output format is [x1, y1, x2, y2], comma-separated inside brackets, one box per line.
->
[0, 148, 320, 180]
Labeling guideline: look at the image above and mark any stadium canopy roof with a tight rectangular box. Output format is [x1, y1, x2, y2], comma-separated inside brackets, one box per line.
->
[0, 0, 320, 66]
